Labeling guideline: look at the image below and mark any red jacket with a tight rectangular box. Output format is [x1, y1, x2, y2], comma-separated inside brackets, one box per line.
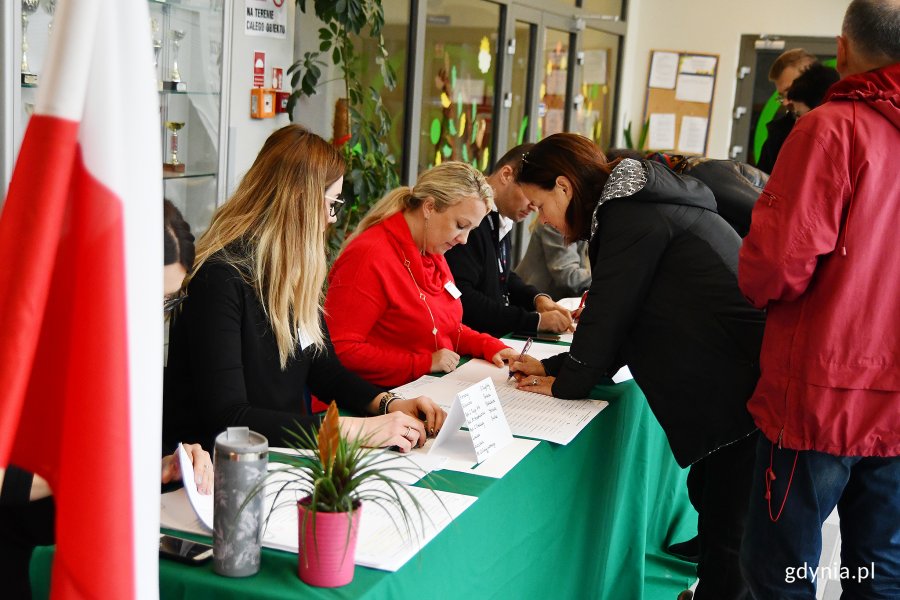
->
[325, 212, 508, 388]
[739, 63, 900, 457]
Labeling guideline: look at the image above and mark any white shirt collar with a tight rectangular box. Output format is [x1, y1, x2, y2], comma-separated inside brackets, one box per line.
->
[496, 212, 514, 241]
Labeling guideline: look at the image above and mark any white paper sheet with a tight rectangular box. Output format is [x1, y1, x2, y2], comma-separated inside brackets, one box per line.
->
[648, 113, 676, 150]
[582, 49, 608, 85]
[503, 337, 632, 383]
[410, 435, 539, 478]
[678, 55, 717, 75]
[175, 443, 214, 530]
[162, 473, 477, 572]
[267, 448, 445, 486]
[677, 116, 708, 155]
[430, 378, 513, 463]
[675, 74, 714, 103]
[406, 368, 607, 446]
[649, 51, 679, 89]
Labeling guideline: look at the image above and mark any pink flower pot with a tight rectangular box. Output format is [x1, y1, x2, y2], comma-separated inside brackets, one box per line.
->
[297, 499, 362, 587]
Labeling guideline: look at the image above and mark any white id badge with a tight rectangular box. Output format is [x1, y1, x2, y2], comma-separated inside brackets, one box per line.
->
[444, 281, 462, 299]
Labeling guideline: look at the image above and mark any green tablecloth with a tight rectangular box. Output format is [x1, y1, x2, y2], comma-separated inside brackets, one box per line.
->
[31, 379, 698, 599]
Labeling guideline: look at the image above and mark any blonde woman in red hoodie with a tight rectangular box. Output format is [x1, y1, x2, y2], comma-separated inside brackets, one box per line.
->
[326, 162, 516, 389]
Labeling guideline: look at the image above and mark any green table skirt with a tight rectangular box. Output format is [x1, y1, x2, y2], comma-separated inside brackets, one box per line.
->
[32, 379, 698, 599]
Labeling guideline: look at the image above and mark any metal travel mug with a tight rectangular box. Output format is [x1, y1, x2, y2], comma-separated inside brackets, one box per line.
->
[213, 427, 268, 577]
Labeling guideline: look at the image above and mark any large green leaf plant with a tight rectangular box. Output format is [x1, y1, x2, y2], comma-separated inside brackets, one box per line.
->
[289, 0, 401, 257]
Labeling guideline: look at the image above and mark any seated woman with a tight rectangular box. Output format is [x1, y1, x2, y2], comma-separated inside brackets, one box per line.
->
[164, 124, 443, 453]
[325, 162, 516, 388]
[514, 221, 591, 300]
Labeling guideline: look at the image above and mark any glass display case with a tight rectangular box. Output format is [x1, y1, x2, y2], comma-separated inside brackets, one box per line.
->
[149, 0, 231, 235]
[4, 0, 231, 235]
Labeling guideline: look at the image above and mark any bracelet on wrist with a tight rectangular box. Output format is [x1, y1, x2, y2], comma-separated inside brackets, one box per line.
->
[378, 392, 404, 415]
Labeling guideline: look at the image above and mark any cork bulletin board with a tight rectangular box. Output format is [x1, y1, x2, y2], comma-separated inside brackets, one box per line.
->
[642, 50, 719, 156]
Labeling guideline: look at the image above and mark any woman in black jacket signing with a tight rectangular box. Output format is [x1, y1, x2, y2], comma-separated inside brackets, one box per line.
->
[510, 133, 765, 600]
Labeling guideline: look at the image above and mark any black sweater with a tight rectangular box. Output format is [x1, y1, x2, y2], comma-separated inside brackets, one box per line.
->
[163, 259, 383, 452]
[445, 211, 542, 337]
[544, 161, 764, 467]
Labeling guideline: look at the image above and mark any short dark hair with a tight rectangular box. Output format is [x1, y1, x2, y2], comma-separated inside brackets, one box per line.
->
[787, 63, 840, 109]
[491, 143, 535, 175]
[605, 148, 645, 161]
[516, 133, 619, 242]
[843, 0, 900, 63]
[164, 200, 195, 270]
[768, 48, 817, 81]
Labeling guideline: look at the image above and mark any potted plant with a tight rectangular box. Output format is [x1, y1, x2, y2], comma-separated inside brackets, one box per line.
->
[254, 401, 432, 587]
[288, 0, 401, 258]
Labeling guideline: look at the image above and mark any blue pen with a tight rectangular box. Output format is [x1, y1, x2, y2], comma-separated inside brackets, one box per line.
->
[507, 336, 533, 381]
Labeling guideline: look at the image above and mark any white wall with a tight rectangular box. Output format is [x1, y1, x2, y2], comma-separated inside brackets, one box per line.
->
[618, 0, 849, 158]
[226, 1, 297, 195]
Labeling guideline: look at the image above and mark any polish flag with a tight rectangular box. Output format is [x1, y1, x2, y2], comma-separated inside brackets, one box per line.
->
[0, 0, 162, 598]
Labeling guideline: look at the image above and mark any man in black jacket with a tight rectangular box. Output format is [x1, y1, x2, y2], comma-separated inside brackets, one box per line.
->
[446, 145, 573, 338]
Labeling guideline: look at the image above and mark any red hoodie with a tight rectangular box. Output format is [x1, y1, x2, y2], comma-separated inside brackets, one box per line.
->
[325, 212, 508, 388]
[739, 63, 900, 456]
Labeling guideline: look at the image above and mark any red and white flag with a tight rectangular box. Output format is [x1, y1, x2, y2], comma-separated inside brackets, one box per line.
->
[0, 0, 162, 598]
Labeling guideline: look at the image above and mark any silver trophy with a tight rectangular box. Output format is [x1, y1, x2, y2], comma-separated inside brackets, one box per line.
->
[42, 0, 57, 37]
[169, 29, 185, 82]
[164, 29, 187, 91]
[21, 0, 40, 85]
[151, 18, 162, 88]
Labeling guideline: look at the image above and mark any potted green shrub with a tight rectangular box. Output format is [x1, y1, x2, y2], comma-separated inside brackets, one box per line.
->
[254, 401, 432, 587]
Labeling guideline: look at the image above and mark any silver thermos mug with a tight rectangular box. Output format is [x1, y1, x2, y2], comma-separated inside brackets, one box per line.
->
[213, 427, 268, 577]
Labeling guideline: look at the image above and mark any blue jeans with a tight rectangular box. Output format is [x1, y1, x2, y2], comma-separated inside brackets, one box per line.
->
[740, 435, 900, 599]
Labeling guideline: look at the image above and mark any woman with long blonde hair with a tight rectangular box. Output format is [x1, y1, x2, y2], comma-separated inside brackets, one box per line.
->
[325, 161, 516, 390]
[163, 125, 444, 453]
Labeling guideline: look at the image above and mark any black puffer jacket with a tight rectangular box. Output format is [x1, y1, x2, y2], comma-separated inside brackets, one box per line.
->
[544, 160, 764, 467]
[678, 158, 768, 237]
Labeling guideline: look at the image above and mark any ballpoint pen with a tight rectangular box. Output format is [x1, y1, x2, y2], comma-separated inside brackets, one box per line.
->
[507, 336, 533, 381]
[574, 290, 589, 322]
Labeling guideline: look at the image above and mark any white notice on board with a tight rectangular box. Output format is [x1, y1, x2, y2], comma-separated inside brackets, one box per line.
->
[649, 51, 679, 89]
[675, 74, 714, 103]
[679, 55, 718, 75]
[678, 116, 709, 155]
[583, 49, 608, 85]
[648, 113, 676, 150]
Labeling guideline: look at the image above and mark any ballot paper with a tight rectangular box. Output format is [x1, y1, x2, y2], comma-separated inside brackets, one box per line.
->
[161, 470, 476, 572]
[175, 442, 214, 530]
[430, 377, 513, 464]
[502, 338, 633, 384]
[396, 366, 607, 446]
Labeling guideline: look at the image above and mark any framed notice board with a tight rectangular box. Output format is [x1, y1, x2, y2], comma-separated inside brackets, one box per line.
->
[642, 50, 718, 156]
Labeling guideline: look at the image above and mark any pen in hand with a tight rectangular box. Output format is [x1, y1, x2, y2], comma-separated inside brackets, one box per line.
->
[574, 291, 588, 322]
[507, 336, 533, 381]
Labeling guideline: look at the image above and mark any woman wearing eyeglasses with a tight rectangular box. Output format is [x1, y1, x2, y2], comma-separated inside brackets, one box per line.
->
[324, 162, 516, 389]
[163, 125, 445, 454]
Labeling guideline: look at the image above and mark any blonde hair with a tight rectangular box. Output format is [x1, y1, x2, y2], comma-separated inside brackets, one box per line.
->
[190, 124, 345, 368]
[348, 161, 494, 245]
[768, 48, 816, 81]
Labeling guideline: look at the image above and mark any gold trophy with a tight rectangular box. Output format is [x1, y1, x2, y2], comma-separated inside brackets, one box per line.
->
[163, 121, 186, 174]
[21, 0, 40, 85]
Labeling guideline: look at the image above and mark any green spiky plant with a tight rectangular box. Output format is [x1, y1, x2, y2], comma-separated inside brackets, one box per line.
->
[288, 0, 400, 258]
[246, 401, 439, 567]
[622, 118, 650, 152]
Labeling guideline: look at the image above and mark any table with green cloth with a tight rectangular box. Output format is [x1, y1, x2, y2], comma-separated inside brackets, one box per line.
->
[31, 379, 698, 599]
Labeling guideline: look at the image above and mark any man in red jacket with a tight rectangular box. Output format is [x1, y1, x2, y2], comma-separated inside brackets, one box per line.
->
[738, 1, 900, 597]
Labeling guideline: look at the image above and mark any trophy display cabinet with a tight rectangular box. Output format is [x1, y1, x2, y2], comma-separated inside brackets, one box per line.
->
[1, 0, 233, 236]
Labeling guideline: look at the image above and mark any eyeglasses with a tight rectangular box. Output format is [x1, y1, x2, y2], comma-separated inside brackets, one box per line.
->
[325, 194, 345, 218]
[164, 290, 188, 314]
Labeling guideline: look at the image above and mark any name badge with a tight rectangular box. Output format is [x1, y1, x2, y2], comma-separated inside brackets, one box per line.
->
[297, 327, 315, 351]
[444, 281, 462, 299]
